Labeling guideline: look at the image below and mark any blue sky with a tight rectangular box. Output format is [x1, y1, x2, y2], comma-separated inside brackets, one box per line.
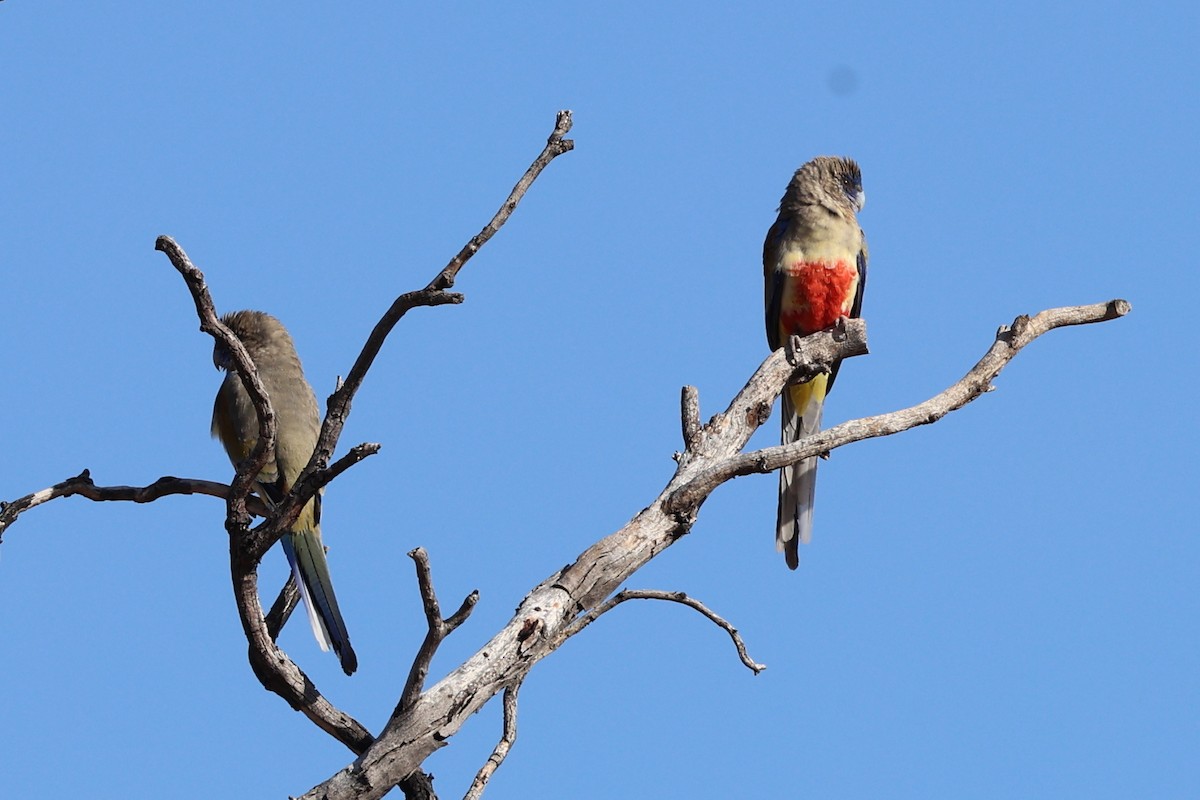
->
[1, 2, 1196, 798]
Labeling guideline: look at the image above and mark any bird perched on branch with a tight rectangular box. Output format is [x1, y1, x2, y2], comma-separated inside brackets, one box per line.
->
[211, 310, 357, 675]
[763, 157, 868, 569]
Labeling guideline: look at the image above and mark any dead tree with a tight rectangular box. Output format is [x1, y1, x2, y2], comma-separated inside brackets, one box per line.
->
[0, 111, 1130, 799]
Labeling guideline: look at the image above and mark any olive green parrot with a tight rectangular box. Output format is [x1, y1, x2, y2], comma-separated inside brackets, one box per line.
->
[211, 310, 357, 675]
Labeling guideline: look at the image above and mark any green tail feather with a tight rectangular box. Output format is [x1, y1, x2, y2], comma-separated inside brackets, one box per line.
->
[282, 527, 357, 676]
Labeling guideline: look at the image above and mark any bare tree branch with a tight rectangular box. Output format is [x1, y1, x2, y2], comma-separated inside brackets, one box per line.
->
[398, 548, 480, 717]
[0, 471, 268, 541]
[234, 573, 375, 753]
[301, 300, 1128, 800]
[0, 468, 307, 659]
[665, 299, 1132, 512]
[557, 589, 766, 674]
[0, 448, 375, 548]
[463, 683, 521, 800]
[432, 109, 575, 292]
[326, 442, 383, 483]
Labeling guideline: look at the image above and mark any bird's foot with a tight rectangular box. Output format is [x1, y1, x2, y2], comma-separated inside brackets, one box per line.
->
[785, 333, 804, 366]
[786, 332, 832, 381]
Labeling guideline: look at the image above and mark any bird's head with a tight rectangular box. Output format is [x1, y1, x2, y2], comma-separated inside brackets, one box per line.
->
[212, 309, 281, 371]
[784, 156, 865, 216]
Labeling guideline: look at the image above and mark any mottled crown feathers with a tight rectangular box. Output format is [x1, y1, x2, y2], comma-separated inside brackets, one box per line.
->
[780, 156, 864, 215]
[212, 310, 296, 371]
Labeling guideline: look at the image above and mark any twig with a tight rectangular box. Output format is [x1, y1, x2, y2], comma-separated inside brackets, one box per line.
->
[325, 442, 383, 484]
[264, 575, 301, 641]
[397, 548, 479, 716]
[559, 589, 765, 674]
[680, 386, 702, 455]
[463, 683, 521, 800]
[432, 110, 574, 291]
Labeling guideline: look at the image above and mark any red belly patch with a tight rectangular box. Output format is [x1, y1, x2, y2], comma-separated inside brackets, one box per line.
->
[780, 259, 857, 335]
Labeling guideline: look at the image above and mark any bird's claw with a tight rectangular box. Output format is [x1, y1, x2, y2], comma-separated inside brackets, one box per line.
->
[785, 333, 804, 367]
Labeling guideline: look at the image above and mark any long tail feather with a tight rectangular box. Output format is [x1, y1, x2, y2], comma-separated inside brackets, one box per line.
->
[776, 377, 825, 569]
[281, 527, 358, 675]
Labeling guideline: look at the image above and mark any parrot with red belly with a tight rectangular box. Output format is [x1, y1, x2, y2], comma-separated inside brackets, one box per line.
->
[763, 157, 868, 569]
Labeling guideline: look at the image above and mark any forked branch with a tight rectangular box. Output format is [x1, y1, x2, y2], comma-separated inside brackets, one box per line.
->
[665, 299, 1132, 512]
[397, 548, 480, 717]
